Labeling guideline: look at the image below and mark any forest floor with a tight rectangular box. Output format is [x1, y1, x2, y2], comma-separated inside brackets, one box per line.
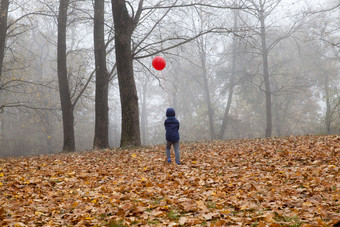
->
[0, 135, 339, 226]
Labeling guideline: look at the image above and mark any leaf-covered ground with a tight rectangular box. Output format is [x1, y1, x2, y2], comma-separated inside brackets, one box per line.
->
[0, 135, 339, 226]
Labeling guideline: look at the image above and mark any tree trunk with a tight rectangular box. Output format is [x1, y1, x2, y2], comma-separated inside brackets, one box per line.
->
[324, 72, 331, 134]
[219, 85, 234, 139]
[57, 0, 75, 152]
[140, 80, 148, 145]
[218, 6, 238, 139]
[259, 9, 272, 138]
[93, 0, 110, 149]
[0, 0, 9, 82]
[0, 0, 8, 144]
[111, 0, 141, 147]
[200, 42, 215, 140]
[202, 63, 215, 140]
[273, 90, 282, 137]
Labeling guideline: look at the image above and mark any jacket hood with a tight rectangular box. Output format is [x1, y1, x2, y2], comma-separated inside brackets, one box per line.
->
[166, 108, 176, 117]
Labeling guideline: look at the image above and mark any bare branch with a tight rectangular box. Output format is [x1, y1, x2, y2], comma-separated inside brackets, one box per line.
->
[134, 27, 232, 60]
[133, 0, 145, 30]
[72, 69, 95, 108]
[309, 2, 340, 14]
[132, 0, 178, 55]
[142, 2, 243, 11]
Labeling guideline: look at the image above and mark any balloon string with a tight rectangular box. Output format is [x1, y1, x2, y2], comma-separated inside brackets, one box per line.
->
[161, 70, 171, 107]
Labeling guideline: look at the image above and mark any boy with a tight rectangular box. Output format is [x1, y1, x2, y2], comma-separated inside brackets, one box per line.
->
[164, 108, 180, 164]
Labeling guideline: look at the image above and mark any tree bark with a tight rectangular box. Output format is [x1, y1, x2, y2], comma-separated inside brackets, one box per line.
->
[93, 0, 110, 149]
[0, 0, 9, 82]
[111, 0, 141, 147]
[259, 8, 272, 138]
[57, 0, 75, 152]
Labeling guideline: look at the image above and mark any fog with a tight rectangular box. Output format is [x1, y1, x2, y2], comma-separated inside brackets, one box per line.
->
[0, 0, 339, 157]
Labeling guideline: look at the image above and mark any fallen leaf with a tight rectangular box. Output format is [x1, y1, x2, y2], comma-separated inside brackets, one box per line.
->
[0, 135, 338, 226]
[179, 216, 187, 225]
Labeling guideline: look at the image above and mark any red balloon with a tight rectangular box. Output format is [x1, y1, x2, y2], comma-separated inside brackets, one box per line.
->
[152, 56, 166, 71]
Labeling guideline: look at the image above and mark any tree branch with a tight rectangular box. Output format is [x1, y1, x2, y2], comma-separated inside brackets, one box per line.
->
[134, 27, 232, 60]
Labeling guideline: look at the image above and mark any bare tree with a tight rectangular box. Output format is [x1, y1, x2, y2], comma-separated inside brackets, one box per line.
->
[307, 0, 340, 134]
[218, 3, 239, 139]
[0, 0, 9, 82]
[111, 0, 235, 146]
[191, 4, 217, 140]
[197, 37, 215, 140]
[93, 0, 110, 149]
[111, 0, 143, 147]
[240, 0, 300, 137]
[57, 0, 75, 152]
[0, 0, 9, 145]
[139, 76, 149, 145]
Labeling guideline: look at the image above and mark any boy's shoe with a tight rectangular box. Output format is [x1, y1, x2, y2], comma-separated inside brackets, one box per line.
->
[167, 158, 171, 163]
[176, 161, 180, 165]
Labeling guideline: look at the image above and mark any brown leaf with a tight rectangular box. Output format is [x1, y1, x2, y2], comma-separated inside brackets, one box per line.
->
[0, 135, 338, 226]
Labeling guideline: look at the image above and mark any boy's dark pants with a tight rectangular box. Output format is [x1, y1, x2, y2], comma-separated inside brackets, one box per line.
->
[166, 141, 180, 162]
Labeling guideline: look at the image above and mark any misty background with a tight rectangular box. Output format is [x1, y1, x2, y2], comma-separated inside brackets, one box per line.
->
[0, 0, 339, 157]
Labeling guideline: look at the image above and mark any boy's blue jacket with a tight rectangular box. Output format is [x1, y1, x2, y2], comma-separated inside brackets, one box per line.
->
[164, 108, 180, 142]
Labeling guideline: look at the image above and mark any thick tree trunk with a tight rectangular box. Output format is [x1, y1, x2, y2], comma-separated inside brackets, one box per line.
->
[111, 0, 141, 147]
[259, 9, 272, 138]
[93, 0, 110, 149]
[0, 0, 9, 82]
[57, 0, 75, 152]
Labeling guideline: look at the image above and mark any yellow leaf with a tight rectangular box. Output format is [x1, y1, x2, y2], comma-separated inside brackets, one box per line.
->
[162, 205, 169, 210]
[303, 202, 312, 207]
[240, 205, 248, 211]
[192, 161, 197, 164]
[85, 217, 94, 220]
[221, 209, 231, 214]
[35, 211, 42, 216]
[91, 199, 97, 204]
[0, 182, 3, 186]
[131, 153, 137, 158]
[0, 172, 4, 177]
